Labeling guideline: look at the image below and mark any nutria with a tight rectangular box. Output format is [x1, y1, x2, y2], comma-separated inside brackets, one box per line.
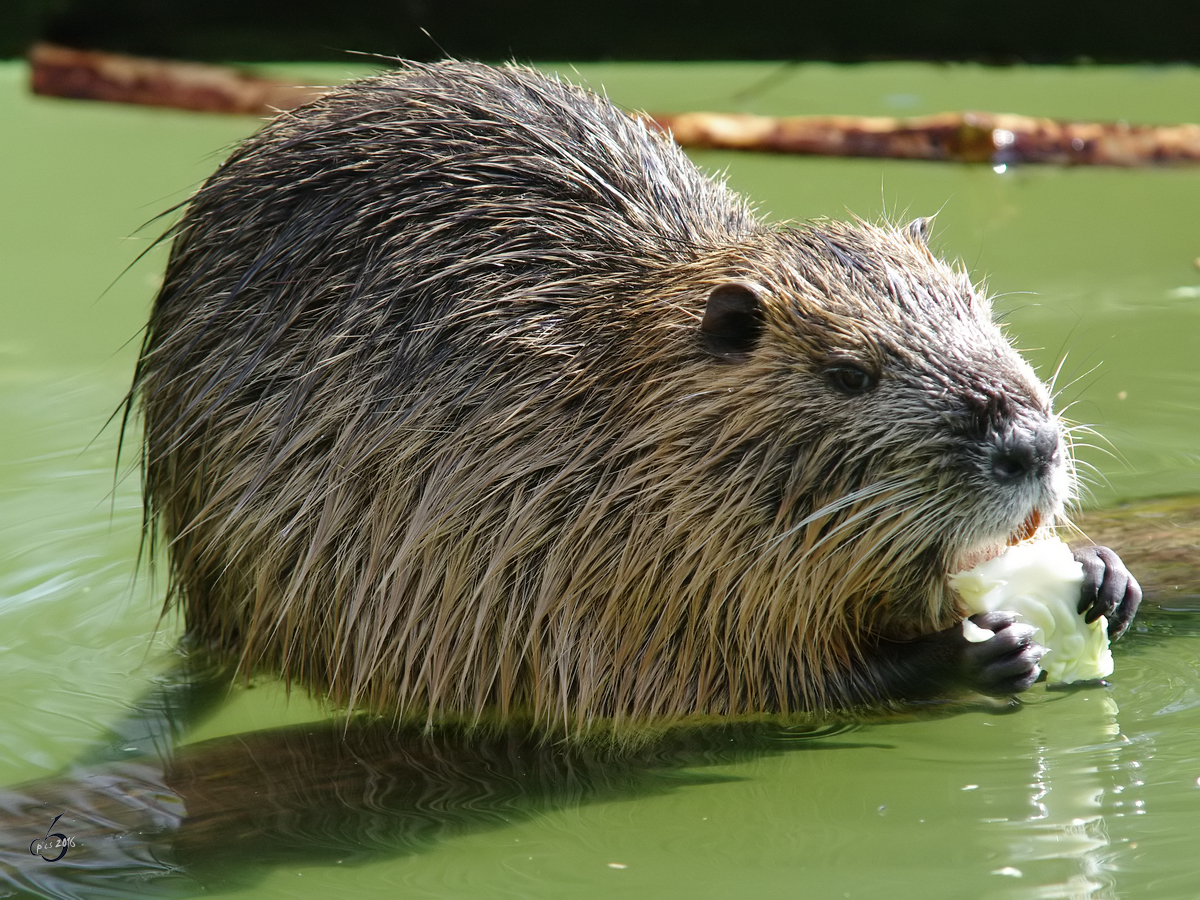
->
[130, 60, 1140, 733]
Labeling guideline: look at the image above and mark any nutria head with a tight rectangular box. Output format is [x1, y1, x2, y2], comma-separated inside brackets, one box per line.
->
[556, 213, 1065, 720]
[634, 216, 1073, 706]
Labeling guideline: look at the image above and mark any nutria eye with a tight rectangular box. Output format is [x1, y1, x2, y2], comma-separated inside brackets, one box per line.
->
[826, 364, 877, 395]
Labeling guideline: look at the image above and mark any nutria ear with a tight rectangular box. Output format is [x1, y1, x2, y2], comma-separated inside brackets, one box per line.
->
[701, 282, 764, 359]
[906, 217, 932, 245]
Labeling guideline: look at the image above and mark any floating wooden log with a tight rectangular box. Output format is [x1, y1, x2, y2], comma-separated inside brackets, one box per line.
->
[27, 43, 1200, 165]
[27, 42, 320, 116]
[646, 109, 1200, 167]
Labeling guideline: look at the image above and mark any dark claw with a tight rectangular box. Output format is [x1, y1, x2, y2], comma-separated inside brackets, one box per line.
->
[969, 610, 1020, 633]
[1073, 545, 1142, 640]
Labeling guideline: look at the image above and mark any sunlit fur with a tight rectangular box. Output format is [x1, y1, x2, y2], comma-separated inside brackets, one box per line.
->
[133, 61, 1070, 733]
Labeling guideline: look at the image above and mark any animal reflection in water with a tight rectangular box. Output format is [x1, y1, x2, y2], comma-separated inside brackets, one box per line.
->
[0, 668, 862, 899]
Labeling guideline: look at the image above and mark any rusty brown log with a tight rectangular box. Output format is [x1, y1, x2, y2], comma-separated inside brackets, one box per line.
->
[27, 43, 1200, 166]
[28, 42, 322, 116]
[646, 109, 1200, 167]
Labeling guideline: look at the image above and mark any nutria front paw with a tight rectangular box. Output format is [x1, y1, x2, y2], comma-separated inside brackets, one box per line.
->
[1074, 545, 1141, 640]
[886, 612, 1045, 700]
[955, 611, 1047, 695]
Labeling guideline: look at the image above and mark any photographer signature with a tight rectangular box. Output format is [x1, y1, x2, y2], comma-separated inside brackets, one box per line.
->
[30, 813, 75, 862]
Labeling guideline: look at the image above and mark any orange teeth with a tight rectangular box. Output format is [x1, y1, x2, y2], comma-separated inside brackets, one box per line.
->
[1009, 509, 1042, 545]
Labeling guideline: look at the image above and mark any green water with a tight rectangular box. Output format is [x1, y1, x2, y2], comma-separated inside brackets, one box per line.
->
[1, 59, 1199, 898]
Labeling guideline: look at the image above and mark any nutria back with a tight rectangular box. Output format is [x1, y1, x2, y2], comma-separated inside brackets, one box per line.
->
[134, 61, 1072, 732]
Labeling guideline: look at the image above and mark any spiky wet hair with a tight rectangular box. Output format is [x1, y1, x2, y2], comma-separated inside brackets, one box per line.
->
[133, 61, 1067, 733]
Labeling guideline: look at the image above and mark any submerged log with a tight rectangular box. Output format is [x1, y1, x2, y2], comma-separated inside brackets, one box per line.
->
[1073, 495, 1200, 608]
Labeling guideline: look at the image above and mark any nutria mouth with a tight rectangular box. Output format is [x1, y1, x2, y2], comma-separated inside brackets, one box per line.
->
[951, 508, 1046, 576]
[1011, 509, 1042, 545]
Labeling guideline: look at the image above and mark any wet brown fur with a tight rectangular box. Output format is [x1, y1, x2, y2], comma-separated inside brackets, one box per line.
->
[132, 61, 1065, 734]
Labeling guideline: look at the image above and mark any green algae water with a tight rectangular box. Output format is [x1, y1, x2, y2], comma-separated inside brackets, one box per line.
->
[1, 59, 1199, 898]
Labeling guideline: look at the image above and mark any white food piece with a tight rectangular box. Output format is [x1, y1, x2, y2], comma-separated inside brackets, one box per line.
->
[950, 537, 1113, 684]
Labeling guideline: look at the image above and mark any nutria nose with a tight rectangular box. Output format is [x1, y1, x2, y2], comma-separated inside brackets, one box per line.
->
[990, 422, 1061, 482]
